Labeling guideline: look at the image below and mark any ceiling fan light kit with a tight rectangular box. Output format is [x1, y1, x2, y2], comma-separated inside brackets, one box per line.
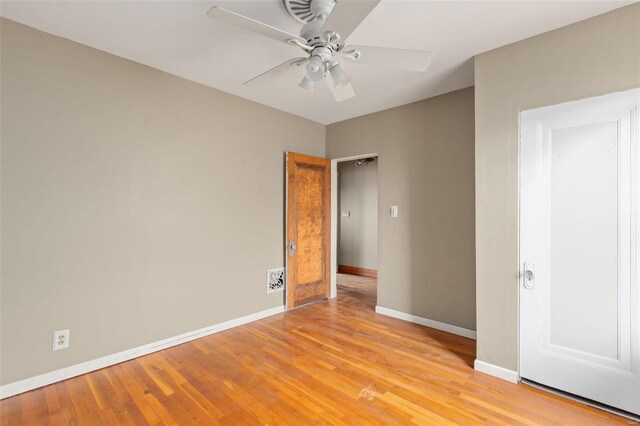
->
[329, 63, 350, 88]
[207, 0, 434, 101]
[299, 76, 316, 92]
[304, 54, 326, 81]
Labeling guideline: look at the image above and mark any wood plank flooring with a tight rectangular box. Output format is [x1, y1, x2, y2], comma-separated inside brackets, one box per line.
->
[0, 274, 628, 425]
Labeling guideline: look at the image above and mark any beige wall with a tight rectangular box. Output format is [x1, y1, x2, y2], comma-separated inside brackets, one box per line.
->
[338, 160, 378, 270]
[327, 87, 476, 330]
[0, 19, 325, 385]
[474, 3, 640, 371]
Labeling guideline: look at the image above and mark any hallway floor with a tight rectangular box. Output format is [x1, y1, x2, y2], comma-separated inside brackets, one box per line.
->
[1, 274, 627, 424]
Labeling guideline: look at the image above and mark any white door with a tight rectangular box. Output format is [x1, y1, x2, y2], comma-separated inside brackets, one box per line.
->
[520, 88, 640, 415]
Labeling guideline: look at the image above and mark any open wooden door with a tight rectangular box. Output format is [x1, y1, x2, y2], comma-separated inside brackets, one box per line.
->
[286, 152, 331, 309]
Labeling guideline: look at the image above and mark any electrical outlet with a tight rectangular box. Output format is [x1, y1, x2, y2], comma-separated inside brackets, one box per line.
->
[53, 329, 70, 351]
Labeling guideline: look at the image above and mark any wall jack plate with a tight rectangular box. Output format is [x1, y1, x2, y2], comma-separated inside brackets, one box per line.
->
[53, 329, 70, 351]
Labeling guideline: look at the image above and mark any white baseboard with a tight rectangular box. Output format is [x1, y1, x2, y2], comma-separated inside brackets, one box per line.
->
[374, 306, 477, 340]
[0, 305, 285, 399]
[474, 359, 519, 383]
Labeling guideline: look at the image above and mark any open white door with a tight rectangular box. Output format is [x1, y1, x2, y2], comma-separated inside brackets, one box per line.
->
[520, 88, 640, 415]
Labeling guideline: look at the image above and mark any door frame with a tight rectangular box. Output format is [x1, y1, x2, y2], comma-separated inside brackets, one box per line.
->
[330, 153, 378, 298]
[518, 88, 640, 389]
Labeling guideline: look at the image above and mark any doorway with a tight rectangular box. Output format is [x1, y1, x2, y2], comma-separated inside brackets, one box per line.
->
[519, 88, 640, 416]
[331, 154, 379, 309]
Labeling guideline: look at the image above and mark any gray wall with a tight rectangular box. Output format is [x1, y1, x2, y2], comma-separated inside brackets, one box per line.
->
[338, 160, 378, 270]
[475, 3, 640, 371]
[0, 19, 325, 385]
[327, 87, 476, 331]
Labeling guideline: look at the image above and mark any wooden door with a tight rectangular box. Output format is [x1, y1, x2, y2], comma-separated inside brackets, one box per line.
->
[286, 152, 331, 309]
[520, 88, 640, 415]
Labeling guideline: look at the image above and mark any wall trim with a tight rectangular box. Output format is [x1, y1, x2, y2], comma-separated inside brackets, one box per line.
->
[474, 359, 519, 383]
[338, 265, 377, 278]
[0, 305, 285, 400]
[375, 306, 476, 340]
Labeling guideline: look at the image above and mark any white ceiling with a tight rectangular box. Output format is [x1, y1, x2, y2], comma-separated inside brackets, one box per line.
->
[1, 0, 633, 124]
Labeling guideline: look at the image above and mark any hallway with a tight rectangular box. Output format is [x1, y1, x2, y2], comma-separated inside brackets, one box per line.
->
[336, 272, 377, 311]
[1, 274, 627, 424]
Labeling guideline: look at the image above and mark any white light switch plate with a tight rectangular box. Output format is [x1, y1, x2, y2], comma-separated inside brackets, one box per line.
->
[341, 211, 350, 217]
[390, 205, 398, 218]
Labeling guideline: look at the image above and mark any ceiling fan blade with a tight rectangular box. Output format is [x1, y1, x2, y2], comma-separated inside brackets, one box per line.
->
[321, 0, 381, 44]
[207, 6, 305, 45]
[345, 45, 434, 72]
[325, 74, 356, 102]
[244, 58, 307, 87]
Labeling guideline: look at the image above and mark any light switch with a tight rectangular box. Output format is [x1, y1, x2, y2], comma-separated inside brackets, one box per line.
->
[341, 211, 351, 217]
[390, 205, 398, 218]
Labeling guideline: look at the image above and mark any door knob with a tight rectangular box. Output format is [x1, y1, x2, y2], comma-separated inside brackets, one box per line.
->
[523, 262, 535, 290]
[289, 240, 297, 257]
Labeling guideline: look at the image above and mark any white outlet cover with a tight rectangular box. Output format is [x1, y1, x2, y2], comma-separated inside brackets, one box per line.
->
[53, 329, 70, 351]
[341, 211, 350, 217]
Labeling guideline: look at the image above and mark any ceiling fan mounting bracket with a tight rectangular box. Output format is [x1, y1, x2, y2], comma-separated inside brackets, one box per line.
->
[283, 0, 336, 24]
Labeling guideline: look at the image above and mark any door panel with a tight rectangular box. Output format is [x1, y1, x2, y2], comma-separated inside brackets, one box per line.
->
[286, 152, 331, 308]
[520, 88, 640, 415]
[549, 122, 619, 358]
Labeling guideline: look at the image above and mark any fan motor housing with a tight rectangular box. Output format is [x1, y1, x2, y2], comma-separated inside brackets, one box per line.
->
[300, 17, 324, 40]
[300, 19, 339, 51]
[292, 1, 340, 51]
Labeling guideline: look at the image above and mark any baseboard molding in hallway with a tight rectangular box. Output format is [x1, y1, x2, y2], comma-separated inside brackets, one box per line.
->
[374, 306, 477, 340]
[338, 265, 377, 278]
[0, 305, 285, 399]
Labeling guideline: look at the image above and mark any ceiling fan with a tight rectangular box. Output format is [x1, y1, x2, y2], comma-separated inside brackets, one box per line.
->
[207, 0, 434, 101]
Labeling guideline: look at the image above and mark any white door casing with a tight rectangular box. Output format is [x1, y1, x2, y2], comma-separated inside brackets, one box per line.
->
[520, 88, 640, 415]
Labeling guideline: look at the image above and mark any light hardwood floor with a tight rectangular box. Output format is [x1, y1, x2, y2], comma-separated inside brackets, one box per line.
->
[0, 274, 628, 424]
